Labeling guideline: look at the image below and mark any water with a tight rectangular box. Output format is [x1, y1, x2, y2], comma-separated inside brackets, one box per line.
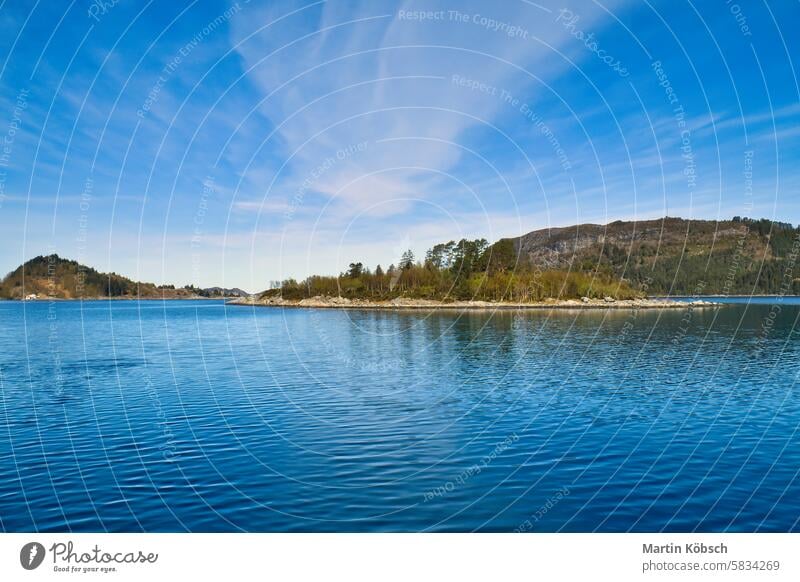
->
[1, 298, 799, 532]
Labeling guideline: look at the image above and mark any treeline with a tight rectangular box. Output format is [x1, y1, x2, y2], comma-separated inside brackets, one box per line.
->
[273, 238, 640, 302]
[622, 252, 800, 295]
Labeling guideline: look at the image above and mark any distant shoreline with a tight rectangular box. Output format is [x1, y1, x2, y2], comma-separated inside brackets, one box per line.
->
[227, 296, 720, 310]
[7, 294, 796, 305]
[2, 296, 227, 302]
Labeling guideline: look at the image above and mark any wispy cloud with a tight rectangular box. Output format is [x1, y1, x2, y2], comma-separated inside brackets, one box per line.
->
[228, 0, 630, 220]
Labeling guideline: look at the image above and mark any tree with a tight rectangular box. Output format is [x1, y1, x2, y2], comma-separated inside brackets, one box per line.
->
[450, 238, 488, 278]
[375, 264, 384, 277]
[425, 243, 449, 270]
[483, 238, 517, 273]
[400, 250, 415, 270]
[347, 262, 364, 278]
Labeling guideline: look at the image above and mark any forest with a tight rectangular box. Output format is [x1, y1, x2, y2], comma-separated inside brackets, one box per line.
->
[275, 237, 641, 302]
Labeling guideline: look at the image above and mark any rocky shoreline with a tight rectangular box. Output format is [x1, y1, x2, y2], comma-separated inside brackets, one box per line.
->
[227, 295, 720, 310]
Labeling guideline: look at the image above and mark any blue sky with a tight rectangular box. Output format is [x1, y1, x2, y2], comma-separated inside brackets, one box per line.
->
[0, 0, 798, 290]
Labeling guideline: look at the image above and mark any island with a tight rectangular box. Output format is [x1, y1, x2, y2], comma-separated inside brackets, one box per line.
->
[232, 216, 799, 310]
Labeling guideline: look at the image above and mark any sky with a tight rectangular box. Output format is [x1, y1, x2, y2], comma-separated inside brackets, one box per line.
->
[0, 0, 798, 291]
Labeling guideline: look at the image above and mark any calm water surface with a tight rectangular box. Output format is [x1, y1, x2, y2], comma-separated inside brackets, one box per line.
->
[1, 298, 799, 532]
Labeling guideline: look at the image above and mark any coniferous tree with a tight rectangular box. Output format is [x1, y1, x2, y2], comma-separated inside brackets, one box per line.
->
[400, 250, 415, 270]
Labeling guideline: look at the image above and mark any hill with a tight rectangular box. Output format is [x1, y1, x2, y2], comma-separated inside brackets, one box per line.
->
[202, 286, 250, 298]
[509, 216, 800, 295]
[0, 255, 243, 300]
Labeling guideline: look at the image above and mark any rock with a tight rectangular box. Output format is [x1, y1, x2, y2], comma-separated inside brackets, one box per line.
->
[263, 296, 286, 306]
[603, 296, 616, 303]
[581, 296, 590, 303]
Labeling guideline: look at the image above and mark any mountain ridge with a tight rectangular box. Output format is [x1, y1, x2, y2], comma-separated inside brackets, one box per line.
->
[504, 216, 800, 295]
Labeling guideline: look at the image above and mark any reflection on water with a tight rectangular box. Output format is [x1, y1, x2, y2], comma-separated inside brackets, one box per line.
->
[0, 299, 799, 531]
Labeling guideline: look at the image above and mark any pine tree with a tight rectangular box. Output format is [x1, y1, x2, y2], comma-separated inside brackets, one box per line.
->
[401, 250, 415, 270]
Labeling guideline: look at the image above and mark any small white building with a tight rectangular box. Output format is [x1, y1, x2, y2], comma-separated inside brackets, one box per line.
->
[23, 293, 38, 301]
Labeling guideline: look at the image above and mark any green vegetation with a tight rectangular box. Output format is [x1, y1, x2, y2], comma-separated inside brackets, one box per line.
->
[272, 237, 640, 302]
